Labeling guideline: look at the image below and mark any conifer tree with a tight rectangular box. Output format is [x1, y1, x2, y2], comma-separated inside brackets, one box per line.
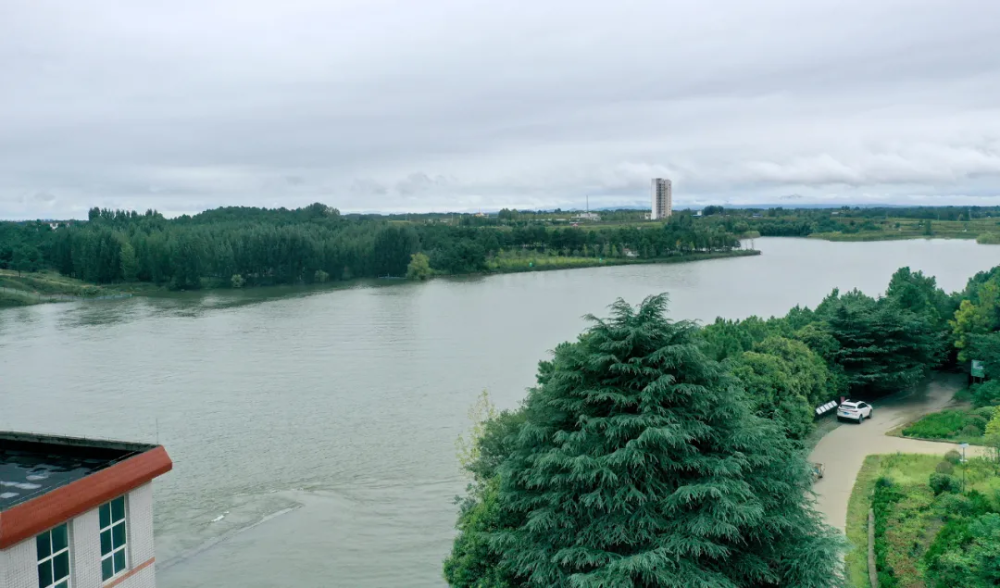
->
[488, 294, 845, 587]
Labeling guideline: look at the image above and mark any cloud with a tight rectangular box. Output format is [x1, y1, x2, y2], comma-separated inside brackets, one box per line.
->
[2, 0, 1000, 218]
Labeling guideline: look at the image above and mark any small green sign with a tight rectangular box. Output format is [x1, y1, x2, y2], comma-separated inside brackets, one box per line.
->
[972, 360, 985, 378]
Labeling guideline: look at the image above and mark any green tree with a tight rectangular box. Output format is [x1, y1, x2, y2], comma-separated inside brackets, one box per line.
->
[406, 252, 432, 281]
[475, 295, 844, 587]
[731, 350, 814, 440]
[445, 394, 527, 588]
[952, 278, 1000, 362]
[823, 290, 938, 396]
[11, 244, 39, 276]
[119, 241, 137, 282]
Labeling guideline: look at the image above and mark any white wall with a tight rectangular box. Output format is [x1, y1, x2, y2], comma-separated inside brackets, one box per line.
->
[0, 538, 36, 588]
[0, 482, 157, 588]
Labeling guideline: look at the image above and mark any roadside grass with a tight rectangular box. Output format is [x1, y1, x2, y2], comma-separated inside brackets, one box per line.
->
[845, 455, 883, 588]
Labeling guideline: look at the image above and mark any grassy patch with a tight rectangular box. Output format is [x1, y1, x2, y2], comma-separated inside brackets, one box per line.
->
[0, 270, 122, 298]
[849, 453, 1000, 587]
[899, 408, 988, 445]
[483, 250, 760, 273]
[846, 455, 883, 588]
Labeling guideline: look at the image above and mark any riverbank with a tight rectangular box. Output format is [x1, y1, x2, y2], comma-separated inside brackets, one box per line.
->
[0, 270, 132, 305]
[806, 216, 1000, 242]
[1, 249, 760, 307]
[482, 248, 759, 274]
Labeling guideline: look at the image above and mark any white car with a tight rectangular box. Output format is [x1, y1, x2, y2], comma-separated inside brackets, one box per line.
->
[837, 400, 873, 423]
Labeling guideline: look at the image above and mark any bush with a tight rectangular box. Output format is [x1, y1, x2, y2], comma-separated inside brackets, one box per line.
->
[930, 473, 960, 495]
[936, 461, 955, 474]
[937, 493, 972, 517]
[945, 450, 962, 465]
[974, 406, 998, 421]
[973, 381, 1000, 407]
[968, 415, 989, 432]
[963, 424, 984, 437]
[230, 274, 245, 288]
[314, 269, 330, 283]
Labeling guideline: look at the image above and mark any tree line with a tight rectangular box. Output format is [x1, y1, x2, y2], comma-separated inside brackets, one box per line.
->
[0, 204, 742, 288]
[444, 262, 996, 587]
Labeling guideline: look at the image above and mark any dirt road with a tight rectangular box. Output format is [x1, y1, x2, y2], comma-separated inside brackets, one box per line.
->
[809, 375, 988, 532]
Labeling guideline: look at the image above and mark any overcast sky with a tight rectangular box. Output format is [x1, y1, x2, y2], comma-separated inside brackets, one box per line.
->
[2, 0, 1000, 219]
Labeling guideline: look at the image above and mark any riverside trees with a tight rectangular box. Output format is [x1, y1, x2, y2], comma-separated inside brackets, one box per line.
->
[445, 295, 845, 588]
[0, 204, 742, 289]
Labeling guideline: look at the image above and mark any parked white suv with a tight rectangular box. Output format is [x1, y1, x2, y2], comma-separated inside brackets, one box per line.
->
[837, 400, 873, 423]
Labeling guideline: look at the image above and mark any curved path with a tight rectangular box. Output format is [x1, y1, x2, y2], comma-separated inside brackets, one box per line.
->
[809, 375, 988, 532]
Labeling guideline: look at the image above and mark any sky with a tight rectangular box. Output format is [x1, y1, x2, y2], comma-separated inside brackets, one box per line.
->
[2, 0, 1000, 219]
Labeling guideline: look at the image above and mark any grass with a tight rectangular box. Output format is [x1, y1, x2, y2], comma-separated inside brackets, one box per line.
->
[484, 249, 760, 273]
[0, 270, 122, 298]
[876, 455, 942, 587]
[845, 455, 883, 588]
[847, 453, 1000, 587]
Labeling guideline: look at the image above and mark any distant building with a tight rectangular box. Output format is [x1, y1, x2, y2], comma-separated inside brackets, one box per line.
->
[0, 432, 172, 588]
[576, 212, 601, 221]
[651, 178, 673, 220]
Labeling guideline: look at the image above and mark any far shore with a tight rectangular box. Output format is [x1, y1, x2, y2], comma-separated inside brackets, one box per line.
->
[0, 248, 761, 307]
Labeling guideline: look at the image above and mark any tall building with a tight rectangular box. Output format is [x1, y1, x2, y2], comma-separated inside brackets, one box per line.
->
[651, 178, 672, 220]
[0, 432, 172, 588]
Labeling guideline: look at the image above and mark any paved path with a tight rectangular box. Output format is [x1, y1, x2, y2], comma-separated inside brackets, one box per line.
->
[809, 375, 988, 532]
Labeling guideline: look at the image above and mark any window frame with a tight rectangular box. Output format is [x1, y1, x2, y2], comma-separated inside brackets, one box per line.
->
[36, 522, 71, 588]
[99, 495, 129, 582]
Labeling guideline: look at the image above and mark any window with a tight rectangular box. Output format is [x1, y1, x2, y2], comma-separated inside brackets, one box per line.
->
[99, 496, 128, 581]
[37, 523, 70, 588]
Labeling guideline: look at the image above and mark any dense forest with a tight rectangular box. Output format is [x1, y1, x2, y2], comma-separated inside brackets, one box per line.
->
[444, 262, 1000, 587]
[0, 204, 741, 289]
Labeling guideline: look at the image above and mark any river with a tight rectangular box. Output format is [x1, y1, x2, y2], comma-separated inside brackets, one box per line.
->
[0, 237, 997, 587]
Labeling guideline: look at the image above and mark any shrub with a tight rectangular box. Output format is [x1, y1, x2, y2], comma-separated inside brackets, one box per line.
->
[937, 493, 972, 517]
[930, 473, 960, 495]
[945, 450, 962, 465]
[973, 381, 1000, 407]
[967, 415, 989, 432]
[936, 461, 955, 475]
[974, 406, 998, 421]
[962, 424, 984, 437]
[314, 269, 330, 283]
[230, 274, 245, 288]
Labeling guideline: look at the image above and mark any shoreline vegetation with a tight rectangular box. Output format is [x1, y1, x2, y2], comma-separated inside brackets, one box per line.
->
[0, 250, 760, 306]
[3, 201, 1000, 304]
[1, 203, 757, 304]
